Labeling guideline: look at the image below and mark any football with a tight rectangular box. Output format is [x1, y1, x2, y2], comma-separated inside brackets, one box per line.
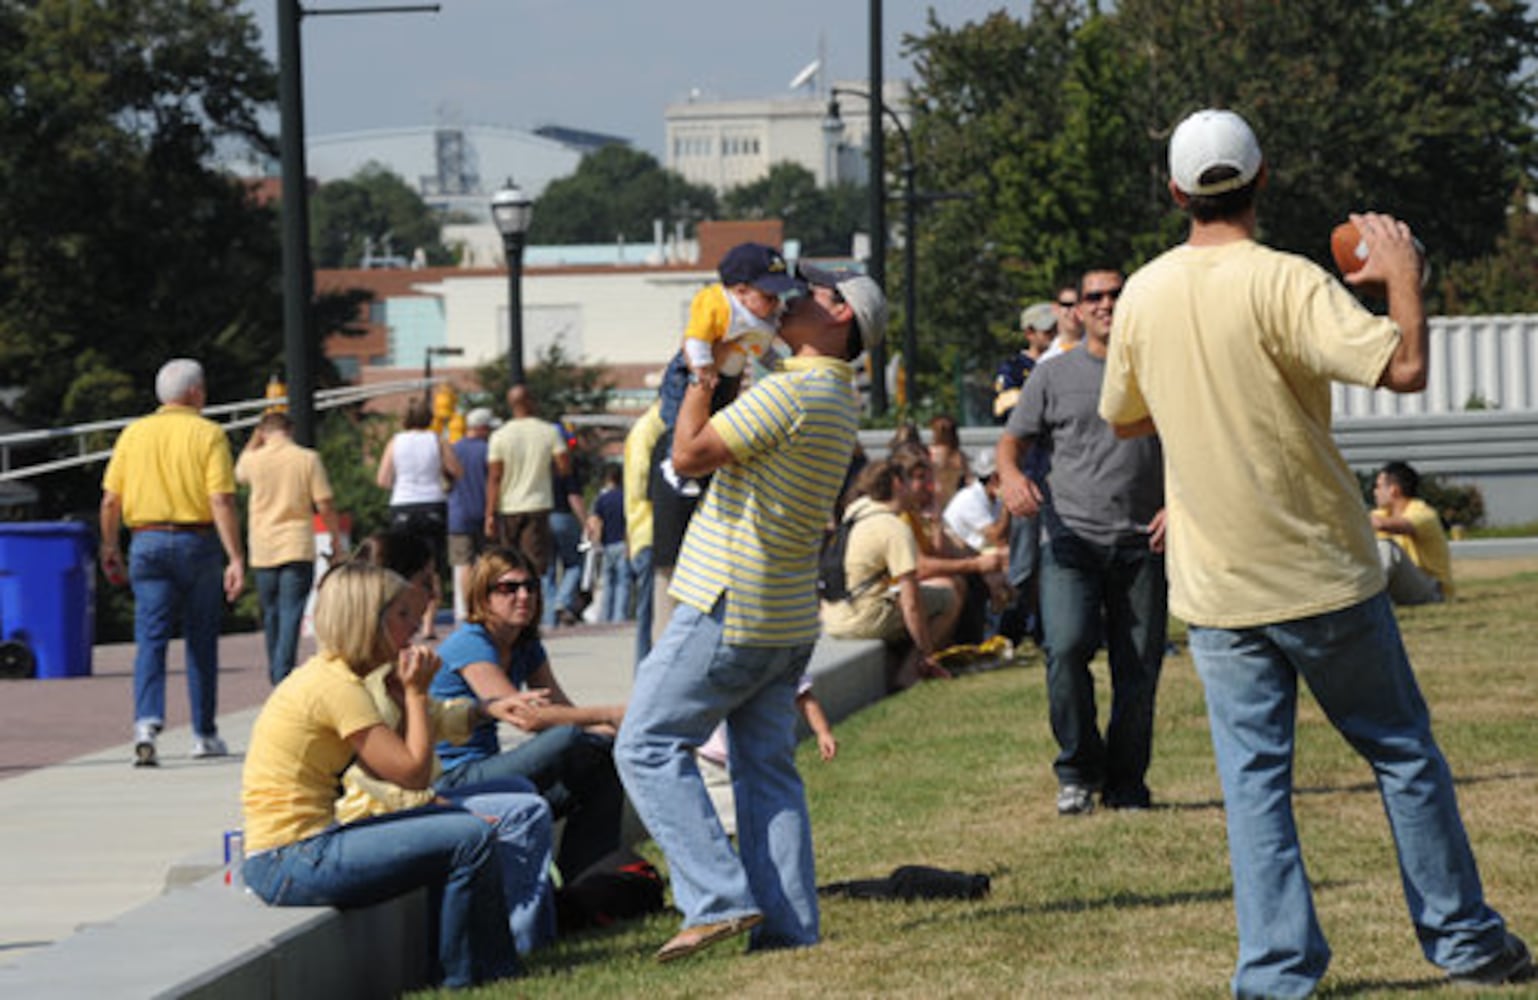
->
[1331, 218, 1430, 293]
[1330, 220, 1369, 276]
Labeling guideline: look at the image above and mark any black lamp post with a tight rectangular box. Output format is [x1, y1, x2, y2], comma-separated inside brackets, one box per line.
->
[491, 179, 534, 387]
[825, 88, 917, 412]
[276, 1, 440, 444]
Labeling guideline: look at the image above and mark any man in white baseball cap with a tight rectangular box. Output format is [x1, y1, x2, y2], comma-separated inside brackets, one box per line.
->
[1101, 108, 1529, 995]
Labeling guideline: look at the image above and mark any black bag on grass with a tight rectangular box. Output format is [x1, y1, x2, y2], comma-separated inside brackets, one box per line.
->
[556, 848, 667, 932]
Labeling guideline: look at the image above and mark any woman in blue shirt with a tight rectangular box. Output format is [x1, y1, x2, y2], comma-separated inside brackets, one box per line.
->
[431, 547, 626, 881]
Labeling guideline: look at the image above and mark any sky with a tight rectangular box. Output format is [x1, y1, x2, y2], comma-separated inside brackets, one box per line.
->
[240, 0, 1015, 156]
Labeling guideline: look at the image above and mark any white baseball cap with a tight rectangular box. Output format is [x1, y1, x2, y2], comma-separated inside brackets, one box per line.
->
[1169, 109, 1263, 196]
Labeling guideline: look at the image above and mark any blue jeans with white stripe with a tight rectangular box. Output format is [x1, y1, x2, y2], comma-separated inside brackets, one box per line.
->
[615, 599, 818, 950]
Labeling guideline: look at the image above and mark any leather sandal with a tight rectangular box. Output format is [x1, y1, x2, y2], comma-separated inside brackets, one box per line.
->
[654, 913, 763, 963]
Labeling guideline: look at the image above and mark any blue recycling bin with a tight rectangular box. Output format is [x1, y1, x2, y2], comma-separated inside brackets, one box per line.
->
[0, 522, 96, 679]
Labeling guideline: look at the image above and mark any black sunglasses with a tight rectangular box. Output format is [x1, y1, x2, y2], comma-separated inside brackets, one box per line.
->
[1056, 298, 1078, 308]
[1081, 287, 1122, 304]
[489, 579, 538, 596]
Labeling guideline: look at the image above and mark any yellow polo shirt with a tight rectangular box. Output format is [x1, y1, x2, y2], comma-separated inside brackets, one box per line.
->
[102, 404, 235, 525]
[1374, 497, 1454, 599]
[669, 357, 859, 646]
[623, 403, 665, 557]
[235, 437, 333, 568]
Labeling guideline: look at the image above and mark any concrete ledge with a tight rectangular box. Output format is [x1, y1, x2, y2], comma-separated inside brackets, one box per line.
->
[0, 875, 431, 1000]
[804, 636, 890, 727]
[0, 634, 887, 999]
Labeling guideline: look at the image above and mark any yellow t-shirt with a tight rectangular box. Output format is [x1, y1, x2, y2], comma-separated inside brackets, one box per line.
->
[623, 403, 665, 556]
[820, 497, 914, 639]
[241, 653, 384, 854]
[333, 665, 477, 824]
[235, 437, 333, 568]
[682, 283, 778, 377]
[101, 405, 235, 525]
[1374, 497, 1454, 599]
[487, 417, 567, 514]
[1101, 239, 1399, 628]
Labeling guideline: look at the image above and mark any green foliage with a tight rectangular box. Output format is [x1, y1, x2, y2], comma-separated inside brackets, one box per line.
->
[720, 163, 868, 257]
[314, 407, 394, 544]
[527, 146, 717, 245]
[310, 162, 454, 268]
[475, 342, 616, 426]
[897, 0, 1538, 411]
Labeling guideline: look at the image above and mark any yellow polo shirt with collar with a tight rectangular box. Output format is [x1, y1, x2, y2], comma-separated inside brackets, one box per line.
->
[102, 404, 236, 526]
[668, 356, 859, 646]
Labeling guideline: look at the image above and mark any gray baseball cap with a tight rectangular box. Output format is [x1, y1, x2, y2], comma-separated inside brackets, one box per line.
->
[796, 263, 888, 358]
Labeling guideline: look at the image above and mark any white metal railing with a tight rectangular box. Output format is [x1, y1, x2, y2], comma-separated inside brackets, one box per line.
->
[1333, 314, 1538, 416]
[0, 379, 440, 483]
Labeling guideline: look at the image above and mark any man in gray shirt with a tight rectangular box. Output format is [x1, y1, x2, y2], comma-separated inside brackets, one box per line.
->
[997, 268, 1167, 815]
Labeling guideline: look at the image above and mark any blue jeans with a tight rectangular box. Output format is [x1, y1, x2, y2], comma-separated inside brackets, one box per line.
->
[1189, 592, 1510, 999]
[255, 561, 314, 685]
[242, 807, 519, 988]
[600, 541, 633, 621]
[128, 529, 224, 736]
[444, 780, 558, 954]
[1039, 530, 1167, 804]
[630, 546, 655, 667]
[615, 600, 819, 950]
[437, 726, 623, 881]
[543, 511, 583, 623]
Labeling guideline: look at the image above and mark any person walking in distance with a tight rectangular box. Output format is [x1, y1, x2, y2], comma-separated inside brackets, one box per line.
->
[484, 385, 569, 577]
[447, 407, 496, 622]
[1101, 107, 1531, 995]
[236, 410, 344, 684]
[100, 358, 245, 766]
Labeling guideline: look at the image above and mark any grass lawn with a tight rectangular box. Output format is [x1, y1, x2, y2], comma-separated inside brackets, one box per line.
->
[429, 569, 1538, 999]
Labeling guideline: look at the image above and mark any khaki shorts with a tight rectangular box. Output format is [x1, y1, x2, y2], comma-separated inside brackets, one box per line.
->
[447, 533, 484, 567]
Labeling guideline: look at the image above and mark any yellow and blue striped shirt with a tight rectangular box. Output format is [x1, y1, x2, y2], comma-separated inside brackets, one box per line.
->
[669, 357, 859, 646]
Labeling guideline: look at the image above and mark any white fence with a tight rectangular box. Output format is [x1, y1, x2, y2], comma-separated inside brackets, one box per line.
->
[1333, 313, 1538, 416]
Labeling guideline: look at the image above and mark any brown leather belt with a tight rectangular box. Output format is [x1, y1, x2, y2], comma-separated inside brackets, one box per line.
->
[130, 523, 214, 533]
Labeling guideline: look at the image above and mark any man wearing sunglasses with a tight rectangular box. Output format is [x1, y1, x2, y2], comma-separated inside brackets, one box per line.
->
[1038, 281, 1085, 364]
[998, 268, 1168, 818]
[616, 265, 886, 963]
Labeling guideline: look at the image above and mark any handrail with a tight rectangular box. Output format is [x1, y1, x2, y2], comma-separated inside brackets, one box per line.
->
[0, 379, 440, 483]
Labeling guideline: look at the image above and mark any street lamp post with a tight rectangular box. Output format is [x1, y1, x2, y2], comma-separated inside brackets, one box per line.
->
[825, 89, 917, 412]
[491, 179, 534, 387]
[422, 345, 465, 403]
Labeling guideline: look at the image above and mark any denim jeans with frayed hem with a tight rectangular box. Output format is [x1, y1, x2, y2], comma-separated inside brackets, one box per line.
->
[1189, 592, 1509, 999]
[129, 529, 223, 736]
[243, 806, 519, 988]
[255, 561, 314, 685]
[615, 600, 818, 950]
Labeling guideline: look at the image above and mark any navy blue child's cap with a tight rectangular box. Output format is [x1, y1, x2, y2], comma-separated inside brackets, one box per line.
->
[717, 242, 799, 296]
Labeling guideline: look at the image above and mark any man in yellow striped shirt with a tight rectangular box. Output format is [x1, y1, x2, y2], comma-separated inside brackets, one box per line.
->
[616, 265, 885, 964]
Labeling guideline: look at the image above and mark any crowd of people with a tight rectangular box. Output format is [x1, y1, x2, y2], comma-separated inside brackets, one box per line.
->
[93, 108, 1529, 992]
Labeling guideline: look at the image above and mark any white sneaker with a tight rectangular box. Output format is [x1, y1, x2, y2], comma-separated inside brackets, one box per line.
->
[191, 734, 229, 759]
[133, 721, 160, 768]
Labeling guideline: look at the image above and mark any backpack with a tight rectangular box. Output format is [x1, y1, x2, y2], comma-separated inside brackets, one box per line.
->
[817, 509, 889, 603]
[555, 848, 667, 933]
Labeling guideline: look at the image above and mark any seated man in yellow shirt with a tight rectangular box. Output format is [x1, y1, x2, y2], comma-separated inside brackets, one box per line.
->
[1371, 460, 1452, 605]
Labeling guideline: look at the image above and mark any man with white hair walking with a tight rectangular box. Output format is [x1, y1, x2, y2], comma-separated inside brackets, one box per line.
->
[100, 359, 245, 766]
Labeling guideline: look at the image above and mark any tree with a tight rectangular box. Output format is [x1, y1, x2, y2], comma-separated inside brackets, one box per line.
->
[0, 0, 282, 430]
[721, 163, 868, 257]
[310, 162, 454, 267]
[527, 145, 716, 245]
[898, 0, 1538, 415]
[475, 342, 615, 423]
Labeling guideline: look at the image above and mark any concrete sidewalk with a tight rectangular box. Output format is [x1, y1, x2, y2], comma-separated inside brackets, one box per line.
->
[0, 623, 639, 968]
